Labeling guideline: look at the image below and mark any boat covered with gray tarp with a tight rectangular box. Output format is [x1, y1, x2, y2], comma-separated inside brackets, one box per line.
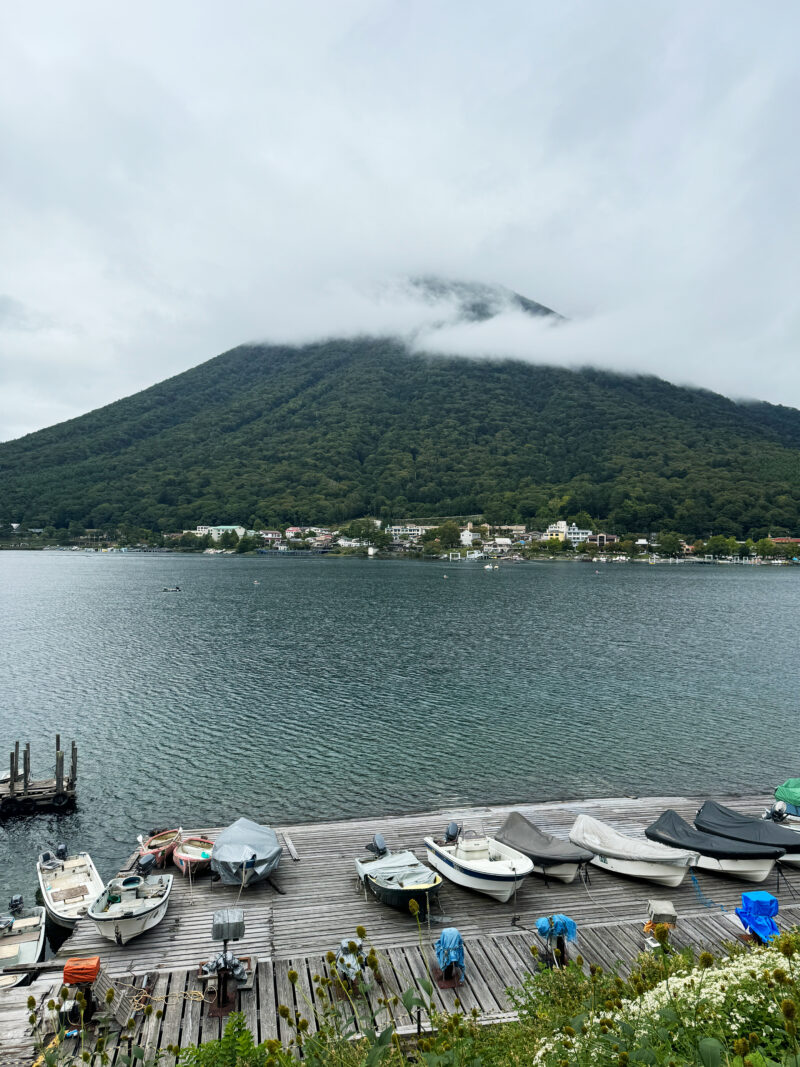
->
[210, 818, 282, 887]
[495, 811, 593, 883]
[695, 800, 800, 867]
[646, 808, 784, 883]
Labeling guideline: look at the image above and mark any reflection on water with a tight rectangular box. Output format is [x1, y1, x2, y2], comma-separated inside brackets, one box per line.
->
[0, 551, 796, 905]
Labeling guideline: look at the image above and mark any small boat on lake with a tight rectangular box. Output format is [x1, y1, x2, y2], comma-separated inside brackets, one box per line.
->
[37, 847, 105, 929]
[139, 828, 181, 867]
[424, 823, 533, 903]
[210, 818, 282, 888]
[569, 813, 699, 887]
[645, 809, 784, 883]
[88, 856, 173, 945]
[695, 800, 800, 866]
[355, 834, 442, 917]
[495, 811, 593, 884]
[0, 900, 46, 990]
[173, 836, 214, 877]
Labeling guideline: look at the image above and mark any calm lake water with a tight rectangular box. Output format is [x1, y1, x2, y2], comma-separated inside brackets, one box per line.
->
[0, 551, 796, 912]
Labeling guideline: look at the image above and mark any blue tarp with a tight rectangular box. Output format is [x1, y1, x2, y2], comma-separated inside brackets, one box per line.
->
[536, 914, 578, 942]
[435, 927, 465, 982]
[736, 891, 779, 943]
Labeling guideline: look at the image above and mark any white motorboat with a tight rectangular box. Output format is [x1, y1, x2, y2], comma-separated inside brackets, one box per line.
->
[569, 813, 699, 888]
[424, 823, 533, 903]
[88, 862, 173, 945]
[37, 848, 105, 929]
[0, 903, 46, 990]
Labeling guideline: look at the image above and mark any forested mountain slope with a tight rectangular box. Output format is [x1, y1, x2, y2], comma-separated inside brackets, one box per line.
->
[2, 337, 800, 537]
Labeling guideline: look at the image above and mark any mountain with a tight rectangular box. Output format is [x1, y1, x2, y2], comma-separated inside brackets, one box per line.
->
[2, 329, 800, 538]
[406, 276, 563, 321]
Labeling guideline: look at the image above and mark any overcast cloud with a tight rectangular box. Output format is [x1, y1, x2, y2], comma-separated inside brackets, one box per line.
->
[1, 1, 799, 441]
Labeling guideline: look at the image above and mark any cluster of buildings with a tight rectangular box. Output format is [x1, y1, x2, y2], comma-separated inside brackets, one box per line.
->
[189, 519, 623, 555]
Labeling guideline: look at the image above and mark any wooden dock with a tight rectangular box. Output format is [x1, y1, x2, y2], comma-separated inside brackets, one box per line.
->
[0, 738, 77, 817]
[5, 792, 800, 1064]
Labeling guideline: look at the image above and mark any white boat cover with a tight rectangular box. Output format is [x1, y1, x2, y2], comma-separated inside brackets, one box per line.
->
[211, 818, 282, 885]
[496, 811, 593, 865]
[360, 851, 435, 888]
[569, 814, 698, 866]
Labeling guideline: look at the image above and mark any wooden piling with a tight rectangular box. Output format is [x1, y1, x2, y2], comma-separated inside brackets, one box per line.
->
[1, 737, 77, 815]
[55, 749, 64, 795]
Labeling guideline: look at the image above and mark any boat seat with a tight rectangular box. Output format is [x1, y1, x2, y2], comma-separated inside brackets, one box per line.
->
[0, 943, 18, 959]
[11, 916, 40, 930]
[52, 886, 87, 903]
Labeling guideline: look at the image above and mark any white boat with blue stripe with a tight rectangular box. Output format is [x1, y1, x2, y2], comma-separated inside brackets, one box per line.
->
[424, 823, 533, 903]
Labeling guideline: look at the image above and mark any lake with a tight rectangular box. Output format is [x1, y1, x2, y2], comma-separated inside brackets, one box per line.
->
[0, 551, 795, 911]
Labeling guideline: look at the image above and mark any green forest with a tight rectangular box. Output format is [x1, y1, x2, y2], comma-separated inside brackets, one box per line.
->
[2, 337, 800, 538]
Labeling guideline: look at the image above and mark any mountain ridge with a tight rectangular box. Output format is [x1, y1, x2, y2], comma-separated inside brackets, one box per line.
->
[2, 334, 800, 537]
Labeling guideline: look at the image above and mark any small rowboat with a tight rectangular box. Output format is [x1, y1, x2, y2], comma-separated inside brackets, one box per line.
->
[173, 836, 214, 877]
[0, 905, 46, 989]
[139, 828, 181, 867]
[37, 850, 105, 929]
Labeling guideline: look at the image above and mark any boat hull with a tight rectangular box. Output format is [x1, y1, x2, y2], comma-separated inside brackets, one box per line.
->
[365, 874, 441, 917]
[91, 895, 171, 945]
[173, 838, 214, 877]
[89, 874, 173, 945]
[530, 861, 582, 884]
[0, 907, 46, 990]
[424, 839, 530, 903]
[695, 854, 776, 884]
[141, 830, 181, 868]
[590, 852, 689, 888]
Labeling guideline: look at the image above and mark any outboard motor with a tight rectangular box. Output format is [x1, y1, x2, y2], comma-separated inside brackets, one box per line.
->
[56, 843, 68, 861]
[444, 821, 460, 844]
[136, 853, 157, 877]
[8, 895, 23, 915]
[767, 801, 788, 823]
[365, 833, 388, 857]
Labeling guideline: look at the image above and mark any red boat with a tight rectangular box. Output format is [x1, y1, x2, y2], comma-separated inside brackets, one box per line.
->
[139, 828, 181, 867]
[172, 836, 214, 877]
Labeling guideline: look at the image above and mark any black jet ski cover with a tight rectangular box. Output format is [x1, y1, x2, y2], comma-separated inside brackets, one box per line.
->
[495, 811, 594, 866]
[646, 809, 785, 860]
[695, 800, 800, 853]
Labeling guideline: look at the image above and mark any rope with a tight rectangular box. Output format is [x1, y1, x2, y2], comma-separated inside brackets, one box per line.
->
[689, 870, 726, 911]
[111, 979, 211, 1011]
[578, 863, 622, 920]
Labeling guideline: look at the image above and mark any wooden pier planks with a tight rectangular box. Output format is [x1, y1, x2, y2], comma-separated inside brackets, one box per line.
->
[7, 791, 800, 1060]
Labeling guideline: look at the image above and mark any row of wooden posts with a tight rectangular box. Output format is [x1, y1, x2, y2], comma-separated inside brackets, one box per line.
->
[1, 736, 78, 812]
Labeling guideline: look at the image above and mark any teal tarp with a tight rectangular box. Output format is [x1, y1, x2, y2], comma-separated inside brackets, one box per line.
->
[775, 779, 800, 806]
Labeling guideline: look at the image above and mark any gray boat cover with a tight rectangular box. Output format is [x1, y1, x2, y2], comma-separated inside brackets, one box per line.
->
[359, 851, 436, 889]
[496, 812, 593, 866]
[646, 810, 785, 860]
[695, 801, 800, 853]
[211, 818, 282, 885]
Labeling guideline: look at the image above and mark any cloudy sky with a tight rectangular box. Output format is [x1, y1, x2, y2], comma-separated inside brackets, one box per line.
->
[1, 1, 799, 441]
